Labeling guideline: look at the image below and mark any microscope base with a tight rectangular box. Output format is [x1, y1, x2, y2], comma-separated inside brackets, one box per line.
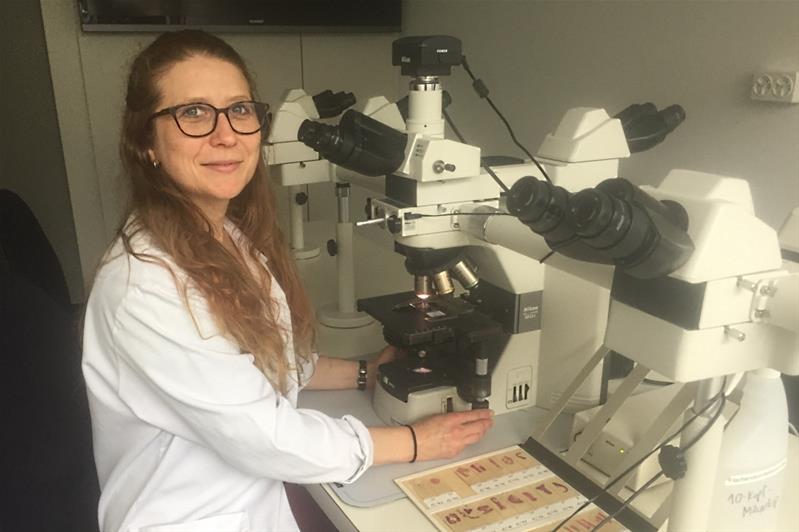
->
[316, 321, 385, 359]
[292, 246, 320, 260]
[372, 382, 470, 426]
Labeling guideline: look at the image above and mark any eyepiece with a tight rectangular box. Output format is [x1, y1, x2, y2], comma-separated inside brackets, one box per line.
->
[298, 110, 408, 177]
[506, 176, 576, 244]
[506, 173, 693, 279]
[311, 89, 356, 119]
[614, 102, 686, 153]
[297, 120, 342, 153]
[661, 104, 686, 131]
[571, 189, 631, 250]
[568, 179, 694, 277]
[571, 189, 607, 232]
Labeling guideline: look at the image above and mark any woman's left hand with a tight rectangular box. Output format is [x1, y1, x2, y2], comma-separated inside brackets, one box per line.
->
[367, 345, 401, 391]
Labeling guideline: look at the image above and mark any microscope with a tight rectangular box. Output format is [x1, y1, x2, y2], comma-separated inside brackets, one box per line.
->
[299, 36, 543, 424]
[265, 88, 356, 259]
[266, 88, 385, 331]
[298, 35, 690, 426]
[298, 34, 799, 531]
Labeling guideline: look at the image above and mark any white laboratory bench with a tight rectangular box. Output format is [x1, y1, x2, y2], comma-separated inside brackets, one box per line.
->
[299, 389, 799, 532]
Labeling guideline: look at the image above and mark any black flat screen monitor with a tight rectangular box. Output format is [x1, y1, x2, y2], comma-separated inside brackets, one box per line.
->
[79, 0, 402, 33]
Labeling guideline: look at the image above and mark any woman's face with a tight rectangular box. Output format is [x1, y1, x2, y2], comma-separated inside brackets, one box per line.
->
[147, 55, 261, 220]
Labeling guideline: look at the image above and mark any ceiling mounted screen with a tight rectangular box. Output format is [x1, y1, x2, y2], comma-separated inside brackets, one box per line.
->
[79, 0, 402, 33]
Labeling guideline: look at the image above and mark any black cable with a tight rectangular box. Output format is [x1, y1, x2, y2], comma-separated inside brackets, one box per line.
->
[626, 130, 670, 144]
[549, 387, 726, 532]
[442, 108, 468, 144]
[643, 378, 673, 387]
[592, 472, 665, 531]
[538, 250, 556, 264]
[681, 388, 728, 452]
[482, 164, 511, 193]
[591, 390, 728, 531]
[461, 56, 552, 184]
[441, 104, 509, 193]
[538, 235, 580, 264]
[413, 212, 514, 218]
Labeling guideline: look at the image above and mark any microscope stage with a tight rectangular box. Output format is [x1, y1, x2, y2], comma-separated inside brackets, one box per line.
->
[357, 291, 502, 347]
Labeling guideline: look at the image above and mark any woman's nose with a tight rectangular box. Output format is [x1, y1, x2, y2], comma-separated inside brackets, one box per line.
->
[209, 112, 238, 145]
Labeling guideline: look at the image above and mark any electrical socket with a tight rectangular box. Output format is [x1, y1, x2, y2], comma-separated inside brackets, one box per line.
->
[751, 71, 799, 103]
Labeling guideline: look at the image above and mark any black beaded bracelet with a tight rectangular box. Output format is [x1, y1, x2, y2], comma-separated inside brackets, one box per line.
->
[404, 424, 418, 463]
[357, 360, 367, 391]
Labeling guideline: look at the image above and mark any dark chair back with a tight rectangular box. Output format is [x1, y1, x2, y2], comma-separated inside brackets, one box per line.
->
[0, 190, 99, 532]
[0, 189, 71, 306]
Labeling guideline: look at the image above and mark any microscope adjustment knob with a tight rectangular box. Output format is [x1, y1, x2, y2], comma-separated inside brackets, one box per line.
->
[387, 215, 403, 234]
[433, 160, 457, 174]
[294, 191, 308, 205]
[326, 239, 338, 256]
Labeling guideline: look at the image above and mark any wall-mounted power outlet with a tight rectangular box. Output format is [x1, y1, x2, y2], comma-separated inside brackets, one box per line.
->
[751, 71, 799, 103]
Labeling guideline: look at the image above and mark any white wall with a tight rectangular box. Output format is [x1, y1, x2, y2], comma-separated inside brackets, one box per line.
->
[402, 0, 799, 229]
[36, 0, 799, 302]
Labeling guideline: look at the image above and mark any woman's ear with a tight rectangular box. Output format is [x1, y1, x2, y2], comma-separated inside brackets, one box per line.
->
[146, 148, 156, 164]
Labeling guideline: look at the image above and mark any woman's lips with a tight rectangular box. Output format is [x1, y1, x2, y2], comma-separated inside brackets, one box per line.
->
[202, 160, 241, 173]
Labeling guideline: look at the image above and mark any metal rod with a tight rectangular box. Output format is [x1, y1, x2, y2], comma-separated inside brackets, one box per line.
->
[565, 364, 650, 464]
[355, 217, 386, 227]
[532, 345, 610, 440]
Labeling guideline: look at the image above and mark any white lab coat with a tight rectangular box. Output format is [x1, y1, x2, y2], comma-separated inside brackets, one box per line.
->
[82, 221, 373, 532]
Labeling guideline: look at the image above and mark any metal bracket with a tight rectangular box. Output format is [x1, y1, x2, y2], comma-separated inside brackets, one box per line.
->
[737, 272, 787, 322]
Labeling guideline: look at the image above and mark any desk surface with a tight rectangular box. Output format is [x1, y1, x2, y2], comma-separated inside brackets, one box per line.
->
[299, 390, 572, 508]
[300, 389, 799, 532]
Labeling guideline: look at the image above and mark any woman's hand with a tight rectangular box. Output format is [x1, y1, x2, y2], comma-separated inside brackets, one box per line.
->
[305, 348, 401, 391]
[368, 409, 494, 465]
[412, 409, 494, 461]
[367, 345, 401, 391]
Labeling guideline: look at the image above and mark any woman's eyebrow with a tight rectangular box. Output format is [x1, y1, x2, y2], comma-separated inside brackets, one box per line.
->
[165, 97, 209, 106]
[224, 94, 253, 103]
[167, 95, 252, 106]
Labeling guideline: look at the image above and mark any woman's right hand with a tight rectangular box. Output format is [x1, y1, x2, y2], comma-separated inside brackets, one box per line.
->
[368, 409, 494, 465]
[412, 409, 494, 462]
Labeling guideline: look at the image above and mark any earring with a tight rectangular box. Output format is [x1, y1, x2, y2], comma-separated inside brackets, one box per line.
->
[152, 160, 160, 168]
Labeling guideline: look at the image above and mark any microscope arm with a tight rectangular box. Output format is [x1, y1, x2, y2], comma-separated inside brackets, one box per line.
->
[457, 203, 613, 288]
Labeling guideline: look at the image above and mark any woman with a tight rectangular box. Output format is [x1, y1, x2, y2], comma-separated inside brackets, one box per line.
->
[82, 30, 493, 532]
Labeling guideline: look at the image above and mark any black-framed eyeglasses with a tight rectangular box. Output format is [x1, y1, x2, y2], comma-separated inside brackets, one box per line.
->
[150, 100, 270, 138]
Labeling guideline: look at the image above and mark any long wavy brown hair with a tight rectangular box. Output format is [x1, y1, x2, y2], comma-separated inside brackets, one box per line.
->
[117, 30, 314, 393]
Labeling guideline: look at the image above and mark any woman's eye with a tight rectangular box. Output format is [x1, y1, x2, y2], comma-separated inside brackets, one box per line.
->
[178, 105, 208, 119]
[230, 103, 254, 116]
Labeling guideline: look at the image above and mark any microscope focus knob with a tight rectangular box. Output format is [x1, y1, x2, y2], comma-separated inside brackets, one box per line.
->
[433, 160, 457, 174]
[387, 215, 402, 234]
[326, 239, 338, 256]
[294, 191, 308, 205]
